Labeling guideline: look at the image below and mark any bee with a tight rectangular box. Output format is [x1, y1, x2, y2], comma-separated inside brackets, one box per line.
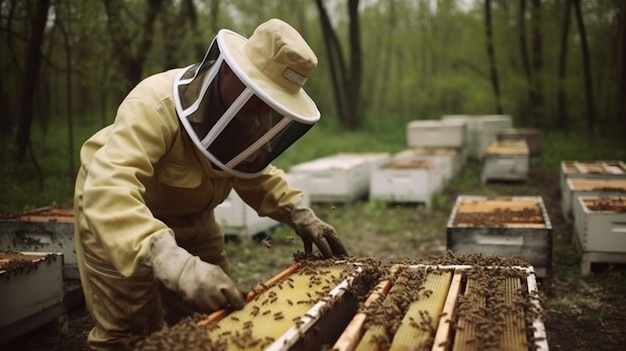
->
[260, 238, 271, 249]
[284, 236, 296, 243]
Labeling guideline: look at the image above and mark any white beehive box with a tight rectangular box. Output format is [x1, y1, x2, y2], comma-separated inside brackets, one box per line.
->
[481, 140, 530, 184]
[0, 207, 77, 280]
[446, 196, 553, 278]
[369, 158, 442, 207]
[0, 252, 67, 344]
[406, 119, 466, 148]
[215, 173, 310, 238]
[559, 161, 626, 200]
[394, 147, 462, 183]
[289, 154, 378, 203]
[572, 196, 626, 276]
[442, 115, 513, 159]
[560, 179, 626, 223]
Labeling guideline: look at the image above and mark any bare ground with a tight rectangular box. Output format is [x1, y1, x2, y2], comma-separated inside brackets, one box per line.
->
[4, 161, 626, 350]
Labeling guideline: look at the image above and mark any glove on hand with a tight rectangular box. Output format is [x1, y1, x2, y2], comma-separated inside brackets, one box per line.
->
[288, 206, 348, 258]
[148, 233, 245, 313]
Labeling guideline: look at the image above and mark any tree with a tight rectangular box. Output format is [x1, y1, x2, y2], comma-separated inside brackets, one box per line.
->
[485, 0, 503, 114]
[15, 0, 51, 160]
[571, 0, 595, 135]
[314, 0, 363, 130]
[102, 0, 164, 93]
[556, 0, 572, 131]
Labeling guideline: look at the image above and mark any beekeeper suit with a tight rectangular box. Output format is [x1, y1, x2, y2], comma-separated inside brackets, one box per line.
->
[74, 18, 348, 350]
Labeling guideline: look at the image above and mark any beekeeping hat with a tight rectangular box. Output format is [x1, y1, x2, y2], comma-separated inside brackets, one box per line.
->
[173, 18, 320, 178]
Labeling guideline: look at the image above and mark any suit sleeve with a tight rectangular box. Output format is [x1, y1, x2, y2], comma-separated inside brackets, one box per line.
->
[82, 94, 178, 278]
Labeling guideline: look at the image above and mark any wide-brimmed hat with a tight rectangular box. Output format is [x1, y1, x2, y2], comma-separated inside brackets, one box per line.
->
[217, 18, 320, 122]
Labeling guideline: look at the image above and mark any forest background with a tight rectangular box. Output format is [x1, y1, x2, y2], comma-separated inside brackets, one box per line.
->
[0, 0, 625, 213]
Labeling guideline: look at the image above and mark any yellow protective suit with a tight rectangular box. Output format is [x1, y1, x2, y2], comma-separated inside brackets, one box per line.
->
[74, 68, 302, 350]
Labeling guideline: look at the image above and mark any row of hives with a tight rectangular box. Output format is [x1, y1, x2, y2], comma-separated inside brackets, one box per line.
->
[558, 160, 626, 276]
[135, 253, 548, 351]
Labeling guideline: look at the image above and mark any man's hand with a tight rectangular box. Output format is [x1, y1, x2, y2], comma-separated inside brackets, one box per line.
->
[288, 206, 348, 258]
[147, 233, 245, 312]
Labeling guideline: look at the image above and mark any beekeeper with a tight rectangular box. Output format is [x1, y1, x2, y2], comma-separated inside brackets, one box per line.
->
[74, 18, 348, 350]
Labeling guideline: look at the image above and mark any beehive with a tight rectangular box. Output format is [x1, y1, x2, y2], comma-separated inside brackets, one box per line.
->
[496, 128, 543, 158]
[290, 153, 389, 203]
[560, 179, 626, 223]
[333, 263, 548, 351]
[0, 252, 67, 344]
[135, 258, 383, 351]
[215, 173, 310, 238]
[394, 147, 464, 183]
[406, 119, 466, 149]
[441, 115, 513, 160]
[446, 196, 552, 278]
[0, 206, 77, 280]
[572, 196, 626, 276]
[559, 161, 626, 200]
[481, 140, 529, 184]
[369, 159, 443, 207]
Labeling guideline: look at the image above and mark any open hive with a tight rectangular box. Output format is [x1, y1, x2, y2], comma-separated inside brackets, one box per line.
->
[0, 205, 77, 280]
[446, 196, 552, 279]
[481, 140, 529, 184]
[560, 178, 626, 222]
[333, 253, 548, 351]
[135, 257, 383, 351]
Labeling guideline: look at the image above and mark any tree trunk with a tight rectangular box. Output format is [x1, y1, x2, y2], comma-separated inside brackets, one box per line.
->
[15, 0, 51, 160]
[314, 0, 362, 130]
[485, 0, 503, 114]
[103, 0, 164, 92]
[556, 0, 571, 131]
[530, 0, 543, 126]
[518, 0, 533, 125]
[572, 0, 595, 135]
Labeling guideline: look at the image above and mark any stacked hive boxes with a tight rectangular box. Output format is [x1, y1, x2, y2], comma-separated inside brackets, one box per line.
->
[0, 206, 78, 280]
[559, 160, 626, 275]
[136, 254, 549, 351]
[289, 153, 391, 203]
[370, 118, 467, 207]
[441, 115, 513, 160]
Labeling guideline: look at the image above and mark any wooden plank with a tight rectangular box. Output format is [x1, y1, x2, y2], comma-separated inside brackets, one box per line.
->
[432, 271, 463, 351]
[332, 279, 392, 351]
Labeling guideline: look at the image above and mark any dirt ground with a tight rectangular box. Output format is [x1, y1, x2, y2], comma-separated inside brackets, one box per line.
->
[4, 163, 626, 350]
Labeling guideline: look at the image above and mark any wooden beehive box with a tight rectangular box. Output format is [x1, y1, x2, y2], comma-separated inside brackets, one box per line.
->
[0, 252, 67, 344]
[135, 259, 383, 351]
[560, 179, 626, 223]
[573, 196, 626, 276]
[496, 128, 543, 158]
[369, 158, 443, 207]
[481, 140, 529, 184]
[0, 206, 77, 280]
[559, 161, 626, 199]
[332, 263, 548, 351]
[406, 119, 466, 149]
[447, 196, 552, 278]
[289, 153, 387, 203]
[394, 147, 464, 183]
[215, 173, 310, 238]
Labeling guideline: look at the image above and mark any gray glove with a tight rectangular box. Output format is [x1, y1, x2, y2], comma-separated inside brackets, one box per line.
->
[147, 232, 245, 313]
[288, 206, 349, 258]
